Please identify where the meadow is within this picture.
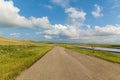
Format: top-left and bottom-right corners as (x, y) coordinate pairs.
(0, 44), (53, 80)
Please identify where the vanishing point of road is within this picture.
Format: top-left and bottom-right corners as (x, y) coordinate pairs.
(16, 46), (120, 80)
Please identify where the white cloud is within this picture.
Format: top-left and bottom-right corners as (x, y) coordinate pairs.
(1, 0), (120, 43)
(86, 24), (91, 28)
(51, 0), (69, 8)
(44, 7), (86, 40)
(10, 33), (21, 38)
(36, 32), (41, 35)
(45, 24), (80, 39)
(78, 24), (120, 43)
(10, 33), (20, 36)
(94, 24), (120, 35)
(65, 7), (86, 27)
(43, 5), (53, 10)
(0, 0), (51, 29)
(45, 24), (120, 43)
(45, 24), (67, 35)
(30, 16), (51, 29)
(0, 0), (31, 27)
(44, 35), (52, 39)
(65, 7), (86, 21)
(92, 4), (103, 18)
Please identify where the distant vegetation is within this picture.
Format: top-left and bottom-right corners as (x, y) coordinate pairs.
(0, 37), (54, 80)
(62, 44), (120, 63)
(73, 43), (120, 49)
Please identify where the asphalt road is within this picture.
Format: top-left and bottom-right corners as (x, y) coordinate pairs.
(16, 46), (120, 80)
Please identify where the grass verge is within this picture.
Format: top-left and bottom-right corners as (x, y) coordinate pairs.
(0, 45), (53, 80)
(62, 44), (120, 63)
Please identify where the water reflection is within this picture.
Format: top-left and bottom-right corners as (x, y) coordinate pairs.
(77, 46), (120, 53)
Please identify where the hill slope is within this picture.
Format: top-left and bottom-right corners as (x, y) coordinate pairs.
(0, 36), (36, 45)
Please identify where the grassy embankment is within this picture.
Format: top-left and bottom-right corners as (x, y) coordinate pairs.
(0, 45), (53, 80)
(62, 44), (120, 63)
(0, 37), (54, 80)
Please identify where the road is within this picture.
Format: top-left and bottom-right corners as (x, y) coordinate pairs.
(16, 46), (120, 80)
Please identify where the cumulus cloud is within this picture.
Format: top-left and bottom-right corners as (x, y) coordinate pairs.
(1, 0), (120, 43)
(0, 0), (51, 29)
(45, 23), (120, 43)
(44, 7), (86, 40)
(92, 4), (103, 18)
(65, 7), (86, 21)
(93, 24), (120, 36)
(30, 17), (51, 29)
(65, 7), (86, 27)
(0, 0), (30, 27)
(79, 24), (120, 43)
(51, 0), (69, 8)
(45, 24), (80, 39)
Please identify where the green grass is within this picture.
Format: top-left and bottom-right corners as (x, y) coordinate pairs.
(62, 44), (120, 63)
(0, 45), (53, 80)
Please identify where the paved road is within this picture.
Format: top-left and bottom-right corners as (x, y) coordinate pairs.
(16, 46), (120, 80)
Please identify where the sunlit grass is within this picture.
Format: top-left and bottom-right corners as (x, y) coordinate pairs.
(0, 45), (53, 80)
(62, 44), (120, 63)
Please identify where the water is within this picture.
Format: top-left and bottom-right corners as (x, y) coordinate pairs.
(77, 46), (120, 53)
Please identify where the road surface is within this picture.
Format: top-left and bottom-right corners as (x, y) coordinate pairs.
(16, 46), (120, 80)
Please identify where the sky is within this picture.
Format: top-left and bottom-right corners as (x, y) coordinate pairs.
(0, 0), (120, 43)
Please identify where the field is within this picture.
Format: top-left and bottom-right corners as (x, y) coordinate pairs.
(0, 37), (54, 80)
(62, 44), (120, 63)
(1, 36), (120, 80)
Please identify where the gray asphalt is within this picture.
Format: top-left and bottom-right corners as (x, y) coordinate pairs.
(16, 46), (120, 80)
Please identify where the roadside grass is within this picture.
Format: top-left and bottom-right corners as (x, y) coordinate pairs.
(62, 44), (120, 63)
(0, 45), (53, 80)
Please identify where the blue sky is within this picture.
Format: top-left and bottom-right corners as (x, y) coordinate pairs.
(0, 0), (120, 43)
